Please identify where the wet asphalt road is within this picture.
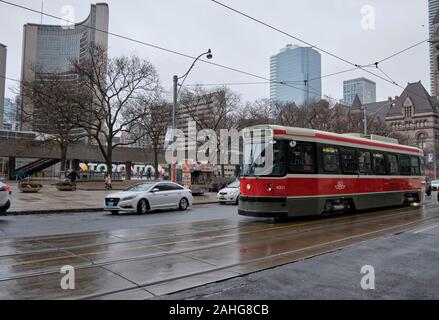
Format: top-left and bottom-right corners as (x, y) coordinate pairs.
(0, 201), (438, 299)
(0, 203), (241, 238)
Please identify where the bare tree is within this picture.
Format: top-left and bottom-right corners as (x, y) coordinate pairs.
(179, 86), (241, 176)
(235, 99), (278, 130)
(21, 71), (85, 171)
(71, 46), (161, 174)
(136, 100), (172, 179)
(180, 86), (240, 131)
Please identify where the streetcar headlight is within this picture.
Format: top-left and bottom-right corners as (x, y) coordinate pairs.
(267, 183), (272, 192)
(246, 183), (251, 191)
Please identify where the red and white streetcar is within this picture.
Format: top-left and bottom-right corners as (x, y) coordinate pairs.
(239, 125), (425, 218)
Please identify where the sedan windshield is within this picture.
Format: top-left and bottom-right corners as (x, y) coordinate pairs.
(124, 183), (154, 192)
(227, 181), (240, 188)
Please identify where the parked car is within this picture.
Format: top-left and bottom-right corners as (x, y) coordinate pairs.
(431, 180), (439, 191)
(425, 177), (432, 196)
(217, 180), (240, 205)
(104, 182), (193, 215)
(0, 181), (12, 215)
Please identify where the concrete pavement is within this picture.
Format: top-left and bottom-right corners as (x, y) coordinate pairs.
(6, 183), (219, 215)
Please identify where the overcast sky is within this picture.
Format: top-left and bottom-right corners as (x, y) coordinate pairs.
(0, 0), (430, 103)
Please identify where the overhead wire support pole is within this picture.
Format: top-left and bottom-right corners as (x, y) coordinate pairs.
(171, 50), (213, 183)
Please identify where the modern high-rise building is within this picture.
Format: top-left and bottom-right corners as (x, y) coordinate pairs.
(270, 44), (321, 105)
(20, 3), (109, 131)
(343, 77), (376, 106)
(0, 43), (6, 130)
(429, 0), (439, 94)
(2, 98), (20, 131)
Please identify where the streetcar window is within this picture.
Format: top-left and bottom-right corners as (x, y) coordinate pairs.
(399, 155), (411, 175)
(387, 154), (399, 175)
(272, 140), (287, 176)
(410, 156), (421, 176)
(288, 143), (315, 173)
(358, 151), (372, 174)
(420, 157), (425, 176)
(372, 153), (386, 175)
(322, 146), (340, 173)
(341, 149), (357, 174)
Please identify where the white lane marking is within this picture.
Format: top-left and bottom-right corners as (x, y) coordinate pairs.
(413, 224), (439, 234)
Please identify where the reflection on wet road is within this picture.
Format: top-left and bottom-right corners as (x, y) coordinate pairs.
(0, 203), (438, 299)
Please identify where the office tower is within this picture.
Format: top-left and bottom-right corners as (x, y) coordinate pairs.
(21, 3), (109, 131)
(0, 43), (6, 129)
(270, 44), (322, 105)
(343, 77), (377, 106)
(429, 0), (439, 94)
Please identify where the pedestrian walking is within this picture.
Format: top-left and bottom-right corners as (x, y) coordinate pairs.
(105, 174), (112, 190)
(66, 170), (80, 183)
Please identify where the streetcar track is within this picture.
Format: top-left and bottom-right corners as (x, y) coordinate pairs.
(80, 215), (438, 300)
(0, 240), (238, 282)
(0, 200), (436, 247)
(0, 206), (430, 269)
(0, 204), (422, 260)
(0, 206), (423, 266)
(0, 223), (258, 258)
(0, 206), (435, 283)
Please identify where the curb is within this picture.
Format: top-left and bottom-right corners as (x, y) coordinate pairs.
(4, 201), (219, 216)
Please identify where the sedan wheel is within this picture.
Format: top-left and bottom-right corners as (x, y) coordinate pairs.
(179, 197), (189, 211)
(137, 199), (149, 214)
(0, 200), (11, 214)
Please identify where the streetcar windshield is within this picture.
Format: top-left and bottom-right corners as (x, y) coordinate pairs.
(242, 139), (287, 177)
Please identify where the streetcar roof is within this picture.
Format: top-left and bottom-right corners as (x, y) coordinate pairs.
(245, 125), (422, 155)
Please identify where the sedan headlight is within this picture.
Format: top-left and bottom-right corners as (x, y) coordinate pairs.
(121, 195), (136, 201)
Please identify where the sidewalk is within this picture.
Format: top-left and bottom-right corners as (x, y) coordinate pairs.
(7, 183), (218, 215)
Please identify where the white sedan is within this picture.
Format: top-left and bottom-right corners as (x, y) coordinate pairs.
(432, 180), (439, 191)
(0, 181), (11, 215)
(217, 180), (240, 204)
(104, 182), (193, 215)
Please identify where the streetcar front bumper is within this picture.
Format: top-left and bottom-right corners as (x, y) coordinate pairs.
(238, 196), (289, 218)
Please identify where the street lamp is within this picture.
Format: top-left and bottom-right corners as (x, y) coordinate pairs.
(171, 49), (213, 182)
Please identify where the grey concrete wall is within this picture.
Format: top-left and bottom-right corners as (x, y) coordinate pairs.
(0, 137), (165, 163)
(20, 25), (38, 131)
(95, 3), (109, 51)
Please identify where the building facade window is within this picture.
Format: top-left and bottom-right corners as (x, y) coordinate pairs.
(404, 106), (413, 118)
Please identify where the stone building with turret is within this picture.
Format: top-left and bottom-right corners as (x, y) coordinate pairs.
(351, 81), (439, 178)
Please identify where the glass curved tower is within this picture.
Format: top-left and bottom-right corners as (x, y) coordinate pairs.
(270, 44), (321, 105)
(21, 3), (109, 131)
